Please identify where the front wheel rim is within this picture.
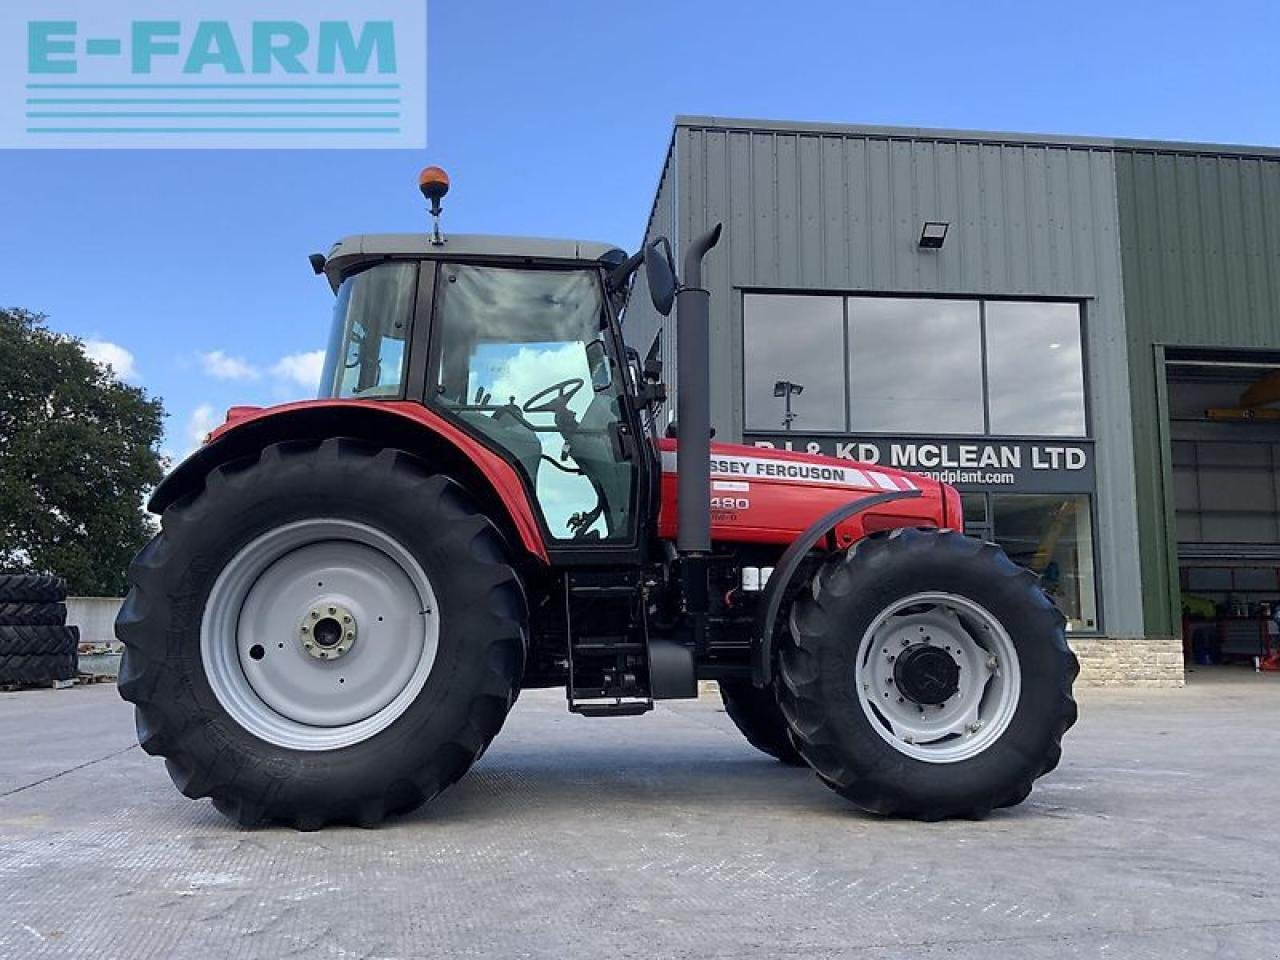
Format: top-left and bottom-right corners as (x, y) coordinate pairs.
(201, 518), (440, 752)
(854, 591), (1020, 764)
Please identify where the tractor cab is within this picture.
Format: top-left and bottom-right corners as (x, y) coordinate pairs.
(316, 231), (661, 550)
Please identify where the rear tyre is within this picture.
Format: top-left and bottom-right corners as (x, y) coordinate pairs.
(116, 439), (528, 830)
(778, 529), (1077, 820)
(0, 575), (66, 604)
(0, 602), (67, 626)
(718, 679), (805, 766)
(0, 624), (79, 656)
(0, 653), (77, 685)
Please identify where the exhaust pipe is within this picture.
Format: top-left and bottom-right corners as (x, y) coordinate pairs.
(675, 223), (722, 556)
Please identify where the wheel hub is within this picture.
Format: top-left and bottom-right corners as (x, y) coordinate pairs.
(201, 518), (440, 751)
(300, 603), (356, 660)
(854, 593), (1020, 764)
(893, 644), (960, 705)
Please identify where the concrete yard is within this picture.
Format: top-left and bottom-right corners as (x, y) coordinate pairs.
(1, 674), (1277, 959)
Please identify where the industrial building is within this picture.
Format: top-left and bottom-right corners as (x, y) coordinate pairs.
(627, 116), (1280, 684)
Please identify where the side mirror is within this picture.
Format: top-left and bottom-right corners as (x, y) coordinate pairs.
(585, 339), (612, 392)
(644, 237), (678, 316)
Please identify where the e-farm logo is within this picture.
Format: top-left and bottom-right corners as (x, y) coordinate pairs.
(0, 1), (426, 149)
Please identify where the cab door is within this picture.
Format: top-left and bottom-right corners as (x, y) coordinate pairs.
(426, 261), (644, 557)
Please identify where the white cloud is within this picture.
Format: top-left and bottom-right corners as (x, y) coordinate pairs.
(84, 340), (138, 381)
(200, 350), (260, 381)
(183, 403), (222, 458)
(271, 350), (326, 393)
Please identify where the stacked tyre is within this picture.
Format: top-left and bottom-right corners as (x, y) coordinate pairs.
(0, 575), (78, 685)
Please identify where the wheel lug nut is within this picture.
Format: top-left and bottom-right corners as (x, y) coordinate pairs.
(343, 616), (351, 623)
(987, 656), (998, 669)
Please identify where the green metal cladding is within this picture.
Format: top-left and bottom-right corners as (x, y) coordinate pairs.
(1116, 147), (1280, 637)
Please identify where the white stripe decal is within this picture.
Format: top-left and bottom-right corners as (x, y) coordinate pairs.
(868, 471), (900, 491)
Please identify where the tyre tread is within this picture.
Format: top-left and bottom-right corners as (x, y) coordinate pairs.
(0, 602), (67, 626)
(719, 679), (806, 766)
(0, 574), (67, 604)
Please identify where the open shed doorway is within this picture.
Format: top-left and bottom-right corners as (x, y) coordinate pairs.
(1167, 351), (1280, 679)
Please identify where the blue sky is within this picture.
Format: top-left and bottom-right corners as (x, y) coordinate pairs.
(2, 0), (1278, 459)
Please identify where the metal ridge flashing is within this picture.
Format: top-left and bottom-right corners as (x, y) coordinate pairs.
(672, 114), (1280, 160)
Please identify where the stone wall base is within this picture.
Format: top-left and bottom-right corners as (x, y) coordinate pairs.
(1069, 635), (1185, 687)
(698, 637), (1187, 695)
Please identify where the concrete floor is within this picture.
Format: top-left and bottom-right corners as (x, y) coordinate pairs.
(1, 678), (1278, 960)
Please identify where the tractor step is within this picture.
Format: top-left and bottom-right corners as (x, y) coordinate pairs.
(565, 571), (653, 716)
(570, 700), (652, 718)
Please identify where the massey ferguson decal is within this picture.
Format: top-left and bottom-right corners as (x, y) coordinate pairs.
(660, 451), (915, 492)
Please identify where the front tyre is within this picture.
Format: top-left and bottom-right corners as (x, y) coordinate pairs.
(778, 529), (1077, 820)
(116, 439), (527, 830)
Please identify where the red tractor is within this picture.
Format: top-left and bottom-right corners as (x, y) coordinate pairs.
(116, 167), (1077, 830)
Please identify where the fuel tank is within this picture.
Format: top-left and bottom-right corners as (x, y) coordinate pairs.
(656, 438), (958, 549)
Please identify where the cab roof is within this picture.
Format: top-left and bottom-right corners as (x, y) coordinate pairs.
(322, 233), (624, 291)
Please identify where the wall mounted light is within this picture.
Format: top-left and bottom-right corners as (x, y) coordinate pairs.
(919, 221), (949, 249)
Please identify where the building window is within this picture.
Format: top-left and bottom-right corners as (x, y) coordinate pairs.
(742, 293), (1087, 438)
(847, 298), (984, 434)
(985, 301), (1087, 436)
(989, 494), (1097, 631)
(743, 294), (845, 432)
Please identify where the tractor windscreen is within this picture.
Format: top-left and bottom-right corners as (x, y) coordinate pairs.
(319, 262), (417, 399)
(431, 264), (636, 543)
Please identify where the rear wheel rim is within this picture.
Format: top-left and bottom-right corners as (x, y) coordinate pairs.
(854, 591), (1020, 764)
(201, 518), (440, 751)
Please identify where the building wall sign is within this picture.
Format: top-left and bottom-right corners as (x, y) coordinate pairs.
(746, 434), (1095, 494)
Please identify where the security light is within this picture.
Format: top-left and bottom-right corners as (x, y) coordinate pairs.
(773, 380), (805, 430)
(919, 221), (949, 249)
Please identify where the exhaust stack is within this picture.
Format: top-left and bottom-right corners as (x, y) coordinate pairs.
(675, 223), (723, 556)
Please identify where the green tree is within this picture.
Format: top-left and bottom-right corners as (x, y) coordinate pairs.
(0, 309), (165, 596)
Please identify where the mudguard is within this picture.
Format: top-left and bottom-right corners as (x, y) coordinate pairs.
(149, 399), (550, 563)
(751, 488), (922, 686)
